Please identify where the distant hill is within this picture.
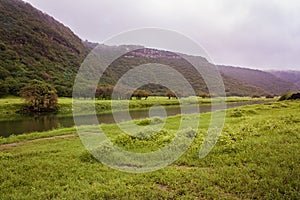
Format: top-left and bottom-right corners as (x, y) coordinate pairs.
(0, 0), (290, 98)
(269, 70), (300, 90)
(218, 65), (299, 95)
(0, 0), (90, 96)
(83, 40), (98, 49)
(95, 47), (269, 97)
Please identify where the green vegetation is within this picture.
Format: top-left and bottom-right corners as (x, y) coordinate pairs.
(279, 92), (300, 101)
(0, 0), (90, 97)
(20, 80), (58, 113)
(0, 0), (285, 98)
(96, 48), (271, 97)
(0, 97), (28, 121)
(0, 101), (299, 199)
(0, 1), (297, 198)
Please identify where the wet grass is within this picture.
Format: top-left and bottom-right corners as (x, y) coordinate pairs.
(0, 100), (299, 199)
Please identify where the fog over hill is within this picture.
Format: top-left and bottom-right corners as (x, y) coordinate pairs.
(269, 70), (300, 90)
(218, 65), (299, 95)
(0, 0), (298, 98)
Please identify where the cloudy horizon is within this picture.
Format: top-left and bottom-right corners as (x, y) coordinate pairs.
(23, 0), (300, 71)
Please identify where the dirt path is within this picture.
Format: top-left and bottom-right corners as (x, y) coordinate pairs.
(0, 134), (77, 149)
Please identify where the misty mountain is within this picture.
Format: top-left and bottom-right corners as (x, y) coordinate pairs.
(269, 70), (300, 90)
(84, 45), (269, 97)
(0, 0), (294, 98)
(218, 65), (299, 95)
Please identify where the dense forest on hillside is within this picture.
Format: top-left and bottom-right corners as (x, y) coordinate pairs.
(97, 48), (269, 97)
(0, 0), (90, 97)
(0, 0), (298, 98)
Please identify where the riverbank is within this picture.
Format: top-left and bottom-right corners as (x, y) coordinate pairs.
(0, 100), (299, 199)
(1, 98), (272, 137)
(0, 96), (272, 122)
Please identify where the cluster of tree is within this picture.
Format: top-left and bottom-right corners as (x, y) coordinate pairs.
(131, 90), (152, 100)
(20, 80), (58, 113)
(74, 85), (152, 100)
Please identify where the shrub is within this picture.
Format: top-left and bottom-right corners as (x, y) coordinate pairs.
(290, 93), (300, 100)
(151, 117), (164, 125)
(279, 92), (300, 101)
(132, 90), (152, 100)
(20, 79), (58, 113)
(136, 119), (151, 126)
(266, 94), (275, 99)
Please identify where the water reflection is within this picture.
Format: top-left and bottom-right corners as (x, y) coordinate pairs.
(0, 101), (264, 137)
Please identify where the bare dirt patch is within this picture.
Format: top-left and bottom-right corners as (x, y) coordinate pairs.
(0, 134), (76, 149)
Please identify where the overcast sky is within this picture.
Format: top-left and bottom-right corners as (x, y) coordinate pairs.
(23, 0), (300, 70)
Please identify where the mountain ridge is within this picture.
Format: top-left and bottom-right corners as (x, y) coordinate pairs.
(218, 65), (299, 95)
(269, 70), (300, 89)
(0, 0), (298, 98)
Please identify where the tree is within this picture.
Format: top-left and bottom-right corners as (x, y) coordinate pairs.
(0, 66), (10, 80)
(166, 90), (177, 99)
(95, 86), (114, 100)
(20, 80), (58, 112)
(0, 80), (8, 97)
(290, 93), (300, 100)
(132, 90), (152, 100)
(198, 92), (210, 99)
(266, 94), (274, 99)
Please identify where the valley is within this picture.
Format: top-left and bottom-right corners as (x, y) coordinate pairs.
(0, 0), (299, 199)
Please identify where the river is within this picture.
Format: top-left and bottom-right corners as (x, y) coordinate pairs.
(0, 101), (266, 137)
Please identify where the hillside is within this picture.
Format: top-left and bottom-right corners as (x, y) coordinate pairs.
(269, 70), (300, 90)
(218, 65), (299, 95)
(0, 0), (90, 97)
(95, 47), (268, 97)
(0, 0), (282, 98)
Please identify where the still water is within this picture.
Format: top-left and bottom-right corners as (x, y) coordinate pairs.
(0, 101), (265, 137)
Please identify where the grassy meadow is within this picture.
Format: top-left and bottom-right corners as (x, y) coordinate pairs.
(0, 100), (299, 199)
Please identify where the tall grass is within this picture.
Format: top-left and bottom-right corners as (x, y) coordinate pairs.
(0, 100), (299, 199)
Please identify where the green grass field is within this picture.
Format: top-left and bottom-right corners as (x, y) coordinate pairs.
(0, 100), (299, 199)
